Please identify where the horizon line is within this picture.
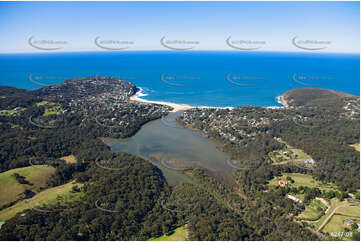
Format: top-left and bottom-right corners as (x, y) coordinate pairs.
(0, 49), (360, 55)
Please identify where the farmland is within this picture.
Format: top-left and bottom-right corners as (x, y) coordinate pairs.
(0, 166), (55, 208)
(149, 225), (187, 241)
(268, 173), (338, 192)
(0, 180), (83, 221)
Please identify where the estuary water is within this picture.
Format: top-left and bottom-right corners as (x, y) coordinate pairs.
(104, 111), (235, 186)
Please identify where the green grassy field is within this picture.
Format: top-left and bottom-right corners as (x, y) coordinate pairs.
(36, 101), (49, 106)
(43, 105), (63, 116)
(268, 173), (338, 192)
(319, 202), (360, 241)
(322, 214), (358, 235)
(311, 198), (352, 228)
(298, 198), (327, 220)
(269, 139), (313, 165)
(0, 109), (20, 117)
(268, 172), (360, 239)
(0, 166), (56, 208)
(290, 147), (312, 160)
(35, 101), (63, 117)
(149, 225), (187, 241)
(35, 101), (57, 107)
(0, 181), (83, 221)
(336, 205), (360, 216)
(268, 150), (290, 163)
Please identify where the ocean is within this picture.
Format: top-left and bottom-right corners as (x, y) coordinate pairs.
(0, 51), (359, 107)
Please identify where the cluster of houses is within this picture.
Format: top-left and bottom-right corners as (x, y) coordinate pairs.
(180, 107), (288, 145)
(43, 77), (171, 127)
(343, 98), (360, 120)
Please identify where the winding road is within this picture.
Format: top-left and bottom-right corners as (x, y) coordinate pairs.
(317, 202), (360, 232)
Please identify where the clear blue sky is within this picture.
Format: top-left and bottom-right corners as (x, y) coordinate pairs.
(0, 1), (359, 53)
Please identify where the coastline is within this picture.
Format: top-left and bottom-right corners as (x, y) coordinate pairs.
(129, 88), (193, 112)
(130, 87), (287, 111)
(276, 94), (289, 108)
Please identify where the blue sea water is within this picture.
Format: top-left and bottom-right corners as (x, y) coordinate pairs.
(0, 51), (359, 107)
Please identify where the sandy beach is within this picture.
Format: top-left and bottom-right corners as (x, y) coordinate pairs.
(276, 95), (289, 108)
(129, 88), (193, 112)
(130, 87), (285, 111)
